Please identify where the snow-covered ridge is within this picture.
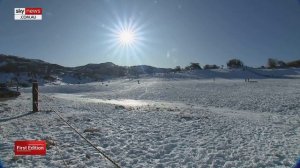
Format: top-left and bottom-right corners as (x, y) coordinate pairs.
(1, 54), (299, 86)
(0, 54), (172, 85)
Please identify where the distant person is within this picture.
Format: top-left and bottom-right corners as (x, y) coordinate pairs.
(137, 80), (140, 84)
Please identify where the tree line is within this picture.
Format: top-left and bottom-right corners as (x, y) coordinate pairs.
(173, 58), (300, 72)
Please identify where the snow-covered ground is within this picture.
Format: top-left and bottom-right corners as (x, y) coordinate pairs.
(0, 77), (299, 167)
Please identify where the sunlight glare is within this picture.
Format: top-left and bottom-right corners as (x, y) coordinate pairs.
(119, 30), (135, 45)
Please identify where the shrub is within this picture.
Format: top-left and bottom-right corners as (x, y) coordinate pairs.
(204, 64), (219, 69)
(287, 60), (300, 68)
(227, 59), (243, 69)
(268, 58), (277, 68)
(267, 58), (289, 68)
(43, 75), (56, 81)
(19, 82), (31, 87)
(190, 63), (202, 70)
(173, 66), (181, 72)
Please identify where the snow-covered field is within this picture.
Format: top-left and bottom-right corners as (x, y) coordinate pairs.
(0, 77), (299, 167)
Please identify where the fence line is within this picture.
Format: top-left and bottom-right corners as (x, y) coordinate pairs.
(32, 86), (121, 167)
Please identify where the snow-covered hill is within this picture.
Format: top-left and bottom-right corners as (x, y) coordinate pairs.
(1, 54), (299, 87)
(0, 54), (172, 85)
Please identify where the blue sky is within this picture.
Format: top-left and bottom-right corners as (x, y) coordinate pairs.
(0, 0), (299, 68)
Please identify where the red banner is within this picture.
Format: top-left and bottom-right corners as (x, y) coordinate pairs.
(14, 140), (46, 155)
(25, 8), (42, 15)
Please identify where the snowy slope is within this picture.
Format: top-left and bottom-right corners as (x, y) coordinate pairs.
(0, 77), (299, 167)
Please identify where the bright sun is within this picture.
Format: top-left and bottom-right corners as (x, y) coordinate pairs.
(118, 30), (135, 45)
(107, 18), (146, 51)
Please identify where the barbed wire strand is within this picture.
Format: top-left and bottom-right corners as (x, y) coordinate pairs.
(38, 99), (69, 168)
(32, 86), (120, 167)
(50, 109), (121, 168)
(44, 97), (87, 168)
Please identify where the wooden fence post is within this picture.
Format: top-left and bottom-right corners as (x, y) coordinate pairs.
(32, 82), (38, 112)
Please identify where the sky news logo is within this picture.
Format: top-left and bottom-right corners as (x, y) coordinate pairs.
(14, 140), (46, 155)
(14, 8), (42, 20)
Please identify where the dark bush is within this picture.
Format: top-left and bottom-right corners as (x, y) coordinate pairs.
(204, 64), (219, 69)
(43, 75), (56, 81)
(173, 66), (181, 72)
(287, 60), (300, 68)
(267, 58), (277, 68)
(185, 63), (202, 70)
(227, 59), (243, 69)
(19, 82), (31, 87)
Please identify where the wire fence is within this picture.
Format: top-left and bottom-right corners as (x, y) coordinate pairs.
(40, 92), (121, 167)
(49, 108), (121, 168)
(33, 88), (121, 168)
(2, 88), (121, 167)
